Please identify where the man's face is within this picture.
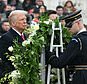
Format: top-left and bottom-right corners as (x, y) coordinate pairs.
(33, 13), (40, 18)
(56, 8), (63, 16)
(2, 22), (10, 31)
(40, 6), (46, 13)
(36, 0), (43, 6)
(14, 13), (27, 33)
(68, 21), (79, 34)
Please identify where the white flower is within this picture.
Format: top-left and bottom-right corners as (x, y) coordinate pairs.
(8, 70), (20, 83)
(8, 46), (13, 52)
(31, 51), (34, 54)
(48, 19), (53, 22)
(22, 39), (30, 46)
(9, 56), (15, 61)
(9, 70), (20, 78)
(39, 36), (44, 42)
(44, 21), (50, 24)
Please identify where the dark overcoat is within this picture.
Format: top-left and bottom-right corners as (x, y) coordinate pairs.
(0, 28), (26, 78)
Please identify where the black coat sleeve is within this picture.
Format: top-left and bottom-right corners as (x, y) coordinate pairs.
(48, 38), (81, 68)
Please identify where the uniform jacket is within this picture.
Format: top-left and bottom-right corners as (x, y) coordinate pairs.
(49, 30), (87, 84)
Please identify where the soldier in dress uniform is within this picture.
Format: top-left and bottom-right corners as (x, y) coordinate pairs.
(48, 10), (87, 84)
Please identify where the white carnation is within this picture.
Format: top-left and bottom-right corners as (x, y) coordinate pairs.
(9, 70), (20, 78)
(8, 46), (13, 52)
(22, 40), (30, 46)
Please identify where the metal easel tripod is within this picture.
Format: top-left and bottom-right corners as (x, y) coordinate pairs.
(47, 22), (66, 84)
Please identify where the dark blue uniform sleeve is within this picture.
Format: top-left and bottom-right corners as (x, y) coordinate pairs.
(49, 38), (81, 68)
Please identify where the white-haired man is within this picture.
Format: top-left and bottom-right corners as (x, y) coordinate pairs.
(0, 10), (28, 80)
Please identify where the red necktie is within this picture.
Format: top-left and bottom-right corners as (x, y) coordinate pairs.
(21, 34), (25, 41)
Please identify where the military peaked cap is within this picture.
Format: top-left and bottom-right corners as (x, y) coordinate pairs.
(61, 10), (82, 28)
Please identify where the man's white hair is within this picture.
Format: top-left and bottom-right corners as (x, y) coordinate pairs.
(9, 10), (28, 17)
(8, 10), (28, 25)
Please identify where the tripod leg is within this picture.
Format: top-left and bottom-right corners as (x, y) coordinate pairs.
(62, 68), (66, 84)
(55, 48), (61, 84)
(57, 69), (61, 84)
(47, 64), (51, 84)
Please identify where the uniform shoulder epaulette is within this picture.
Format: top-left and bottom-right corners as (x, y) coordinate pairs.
(72, 37), (82, 50)
(72, 38), (78, 42)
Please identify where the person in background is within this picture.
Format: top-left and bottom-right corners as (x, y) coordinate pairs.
(39, 5), (47, 15)
(35, 0), (44, 9)
(7, 0), (23, 10)
(25, 6), (35, 24)
(22, 0), (34, 11)
(48, 10), (87, 84)
(0, 0), (7, 20)
(56, 5), (66, 27)
(48, 10), (58, 21)
(0, 0), (6, 13)
(31, 8), (40, 23)
(0, 19), (10, 36)
(3, 0), (8, 5)
(0, 10), (28, 83)
(56, 5), (64, 16)
(56, 5), (66, 20)
(4, 0), (23, 20)
(64, 0), (76, 15)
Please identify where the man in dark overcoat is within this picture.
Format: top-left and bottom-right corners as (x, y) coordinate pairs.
(48, 10), (87, 84)
(0, 10), (28, 79)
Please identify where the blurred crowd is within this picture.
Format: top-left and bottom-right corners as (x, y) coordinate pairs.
(0, 0), (78, 36)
